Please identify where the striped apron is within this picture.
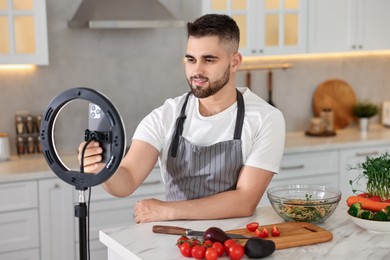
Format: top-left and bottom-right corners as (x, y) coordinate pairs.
(165, 90), (245, 201)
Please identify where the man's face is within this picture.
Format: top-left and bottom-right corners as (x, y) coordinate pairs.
(185, 36), (234, 98)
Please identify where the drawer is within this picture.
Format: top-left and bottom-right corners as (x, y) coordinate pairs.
(0, 181), (38, 212)
(0, 209), (39, 253)
(0, 248), (40, 260)
(277, 151), (339, 179)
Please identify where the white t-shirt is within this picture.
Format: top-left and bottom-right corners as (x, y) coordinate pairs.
(133, 87), (286, 181)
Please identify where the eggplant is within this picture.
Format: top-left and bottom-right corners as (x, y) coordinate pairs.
(244, 237), (276, 258)
(203, 227), (231, 243)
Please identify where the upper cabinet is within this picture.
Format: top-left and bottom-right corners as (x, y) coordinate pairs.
(203, 0), (390, 56)
(308, 0), (390, 53)
(0, 0), (48, 65)
(202, 0), (307, 56)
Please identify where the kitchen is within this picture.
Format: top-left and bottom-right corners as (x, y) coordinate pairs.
(1, 0), (390, 259)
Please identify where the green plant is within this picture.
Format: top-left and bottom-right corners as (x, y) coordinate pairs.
(349, 153), (390, 200)
(352, 102), (379, 118)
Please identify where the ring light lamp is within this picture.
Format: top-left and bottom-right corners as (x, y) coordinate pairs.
(40, 87), (126, 190)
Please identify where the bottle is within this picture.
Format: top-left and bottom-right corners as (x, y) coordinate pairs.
(0, 133), (10, 161)
(320, 108), (334, 132)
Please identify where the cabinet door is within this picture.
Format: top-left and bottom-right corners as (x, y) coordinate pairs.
(256, 0), (307, 55)
(39, 179), (75, 260)
(0, 0), (48, 65)
(358, 0), (390, 51)
(308, 0), (355, 53)
(0, 248), (40, 260)
(202, 0), (307, 56)
(339, 145), (389, 200)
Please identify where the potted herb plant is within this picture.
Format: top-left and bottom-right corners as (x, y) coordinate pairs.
(352, 101), (379, 132)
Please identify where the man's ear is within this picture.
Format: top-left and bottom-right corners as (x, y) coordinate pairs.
(231, 52), (242, 71)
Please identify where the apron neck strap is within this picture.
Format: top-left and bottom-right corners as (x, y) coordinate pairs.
(233, 89), (245, 140)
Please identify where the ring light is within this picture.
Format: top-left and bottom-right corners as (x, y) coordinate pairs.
(40, 87), (126, 190)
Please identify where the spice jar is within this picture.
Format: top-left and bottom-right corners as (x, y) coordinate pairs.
(16, 136), (26, 154)
(309, 117), (325, 134)
(320, 108), (334, 132)
(15, 115), (26, 135)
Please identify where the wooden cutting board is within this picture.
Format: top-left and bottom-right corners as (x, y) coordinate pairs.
(313, 79), (357, 129)
(228, 222), (332, 249)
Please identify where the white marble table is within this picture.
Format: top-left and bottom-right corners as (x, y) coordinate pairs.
(99, 204), (390, 260)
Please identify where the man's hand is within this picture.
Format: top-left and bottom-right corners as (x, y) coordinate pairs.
(134, 199), (170, 223)
(77, 141), (105, 173)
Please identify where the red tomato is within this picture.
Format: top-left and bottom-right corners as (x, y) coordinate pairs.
(358, 193), (369, 198)
(224, 239), (237, 253)
(368, 196), (382, 202)
(246, 222), (259, 232)
(271, 225), (281, 237)
(212, 242), (224, 257)
(179, 242), (192, 257)
(385, 199), (390, 203)
(256, 227), (269, 238)
(228, 243), (244, 260)
(203, 240), (213, 247)
(177, 236), (190, 247)
(205, 247), (219, 260)
(191, 245), (206, 259)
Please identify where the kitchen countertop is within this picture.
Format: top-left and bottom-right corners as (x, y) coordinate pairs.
(1, 125), (390, 183)
(99, 203), (390, 260)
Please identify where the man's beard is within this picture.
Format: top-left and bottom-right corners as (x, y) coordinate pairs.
(187, 65), (230, 98)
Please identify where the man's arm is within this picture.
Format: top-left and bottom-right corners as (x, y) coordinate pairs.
(79, 140), (159, 197)
(134, 165), (274, 223)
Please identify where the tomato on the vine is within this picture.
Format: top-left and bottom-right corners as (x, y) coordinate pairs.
(177, 236), (190, 247)
(205, 247), (219, 260)
(212, 242), (224, 257)
(179, 241), (192, 257)
(246, 222), (259, 232)
(228, 243), (245, 260)
(203, 239), (213, 247)
(191, 244), (206, 259)
(224, 239), (237, 252)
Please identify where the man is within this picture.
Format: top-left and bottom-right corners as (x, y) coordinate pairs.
(79, 14), (285, 223)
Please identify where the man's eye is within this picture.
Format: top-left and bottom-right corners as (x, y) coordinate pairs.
(205, 59), (216, 63)
(185, 58), (195, 63)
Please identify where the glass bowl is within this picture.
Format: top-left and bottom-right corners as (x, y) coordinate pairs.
(267, 184), (342, 223)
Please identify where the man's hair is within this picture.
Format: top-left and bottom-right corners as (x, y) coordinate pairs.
(187, 14), (240, 49)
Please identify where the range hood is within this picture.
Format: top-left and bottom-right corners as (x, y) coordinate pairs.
(68, 0), (185, 29)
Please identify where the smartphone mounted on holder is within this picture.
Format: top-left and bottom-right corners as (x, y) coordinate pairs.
(86, 103), (111, 163)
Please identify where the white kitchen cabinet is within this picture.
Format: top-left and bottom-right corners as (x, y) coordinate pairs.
(260, 150), (339, 206)
(38, 178), (75, 260)
(74, 167), (165, 260)
(202, 0), (307, 56)
(339, 145), (390, 200)
(308, 0), (390, 53)
(0, 0), (48, 65)
(0, 248), (40, 260)
(0, 181), (40, 257)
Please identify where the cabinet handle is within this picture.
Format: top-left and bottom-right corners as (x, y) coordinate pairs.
(54, 183), (60, 188)
(355, 151), (379, 157)
(358, 45), (363, 49)
(280, 165), (304, 170)
(352, 45), (356, 49)
(252, 49), (256, 54)
(142, 180), (161, 186)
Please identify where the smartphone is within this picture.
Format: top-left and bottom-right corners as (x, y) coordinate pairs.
(88, 103), (111, 163)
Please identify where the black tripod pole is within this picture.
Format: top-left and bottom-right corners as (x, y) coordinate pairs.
(75, 189), (88, 260)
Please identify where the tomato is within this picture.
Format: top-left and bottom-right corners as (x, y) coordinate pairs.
(191, 238), (201, 246)
(358, 193), (369, 198)
(256, 227), (269, 238)
(212, 242), (225, 257)
(271, 225), (281, 237)
(228, 243), (244, 260)
(191, 245), (206, 259)
(368, 196), (382, 202)
(246, 222), (259, 232)
(203, 239), (213, 247)
(224, 239), (237, 253)
(385, 199), (390, 203)
(177, 236), (190, 247)
(179, 241), (192, 257)
(205, 247), (219, 260)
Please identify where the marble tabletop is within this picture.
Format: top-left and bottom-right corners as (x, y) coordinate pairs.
(99, 204), (390, 260)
